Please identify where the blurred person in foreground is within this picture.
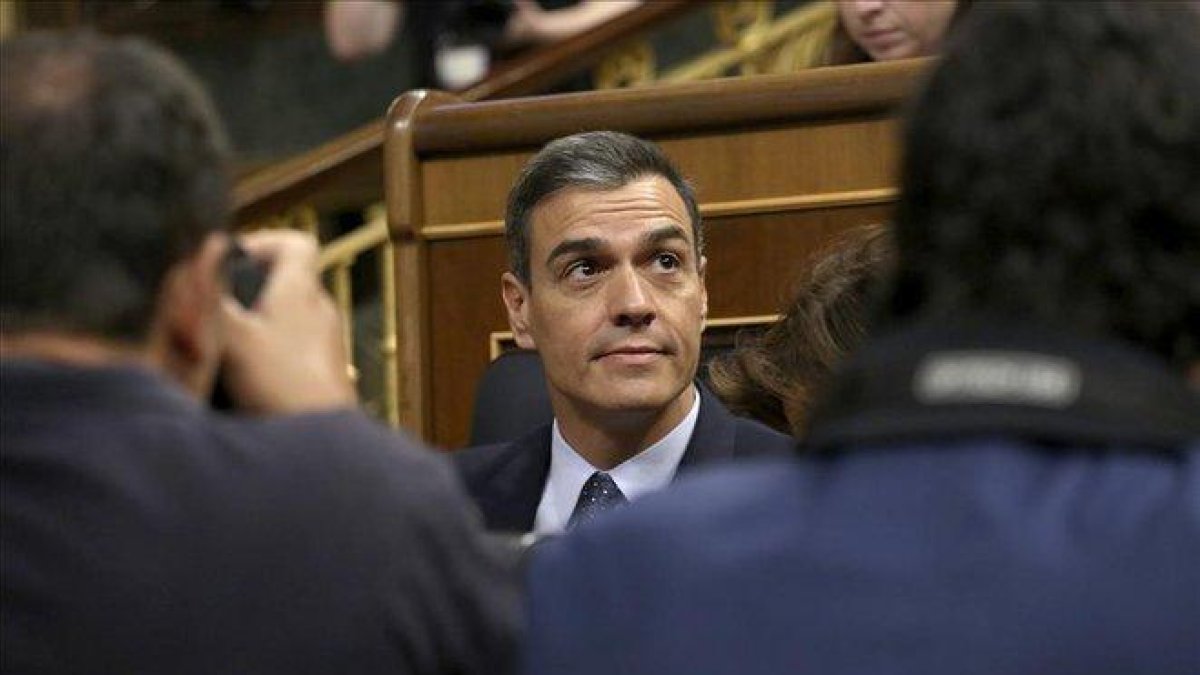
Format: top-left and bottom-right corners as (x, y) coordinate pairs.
(708, 224), (893, 438)
(525, 2), (1200, 674)
(0, 32), (517, 675)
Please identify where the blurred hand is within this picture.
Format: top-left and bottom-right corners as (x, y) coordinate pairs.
(220, 231), (357, 414)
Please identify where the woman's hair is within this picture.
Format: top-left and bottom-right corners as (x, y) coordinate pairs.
(708, 224), (894, 438)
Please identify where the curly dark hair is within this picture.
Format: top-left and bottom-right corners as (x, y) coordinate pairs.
(884, 0), (1200, 370)
(1, 32), (231, 343)
(708, 224), (894, 437)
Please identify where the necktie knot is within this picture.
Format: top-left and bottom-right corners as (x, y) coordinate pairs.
(568, 471), (627, 529)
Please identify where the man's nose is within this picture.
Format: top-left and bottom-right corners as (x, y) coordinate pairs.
(609, 266), (655, 328)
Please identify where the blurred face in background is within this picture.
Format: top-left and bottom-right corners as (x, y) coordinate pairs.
(838, 0), (957, 61)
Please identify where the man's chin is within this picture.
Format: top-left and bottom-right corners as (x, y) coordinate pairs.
(586, 379), (692, 413)
(595, 397), (671, 413)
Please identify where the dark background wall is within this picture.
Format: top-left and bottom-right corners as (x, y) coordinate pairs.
(17, 0), (807, 167)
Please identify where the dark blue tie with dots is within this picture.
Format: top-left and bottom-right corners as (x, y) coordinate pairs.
(568, 471), (628, 529)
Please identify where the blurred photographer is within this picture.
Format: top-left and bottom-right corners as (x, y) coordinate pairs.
(1, 32), (517, 675)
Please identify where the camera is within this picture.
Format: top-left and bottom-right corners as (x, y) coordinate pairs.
(210, 242), (268, 410)
(224, 242), (268, 310)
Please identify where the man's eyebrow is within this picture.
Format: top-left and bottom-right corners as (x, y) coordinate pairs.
(643, 224), (691, 248)
(544, 225), (691, 267)
(546, 237), (604, 267)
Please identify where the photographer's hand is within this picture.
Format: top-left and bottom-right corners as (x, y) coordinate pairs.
(220, 231), (357, 414)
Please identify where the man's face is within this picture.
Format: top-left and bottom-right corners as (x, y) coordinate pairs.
(838, 0), (957, 62)
(502, 175), (707, 422)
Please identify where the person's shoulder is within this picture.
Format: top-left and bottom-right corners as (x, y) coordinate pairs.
(221, 408), (427, 460)
(731, 414), (796, 456)
(454, 440), (518, 472)
(453, 425), (550, 479)
(213, 409), (461, 512)
(645, 455), (805, 522)
(528, 457), (807, 615)
(696, 381), (795, 457)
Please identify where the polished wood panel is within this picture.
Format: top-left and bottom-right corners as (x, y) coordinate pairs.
(419, 112), (901, 227)
(418, 188), (899, 241)
(385, 91), (463, 434)
(413, 59), (924, 154)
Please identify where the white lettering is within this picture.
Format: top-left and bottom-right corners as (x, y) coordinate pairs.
(914, 351), (1081, 408)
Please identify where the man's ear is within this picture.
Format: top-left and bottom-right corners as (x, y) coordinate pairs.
(501, 271), (536, 350)
(698, 254), (709, 326)
(158, 233), (229, 395)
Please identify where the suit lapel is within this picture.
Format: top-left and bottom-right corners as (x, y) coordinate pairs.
(677, 382), (739, 472)
(476, 385), (749, 525)
(478, 426), (552, 533)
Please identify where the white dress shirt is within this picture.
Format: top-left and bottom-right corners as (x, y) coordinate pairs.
(533, 388), (701, 535)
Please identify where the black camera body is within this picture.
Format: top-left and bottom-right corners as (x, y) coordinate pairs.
(210, 243), (268, 410)
(224, 243), (268, 310)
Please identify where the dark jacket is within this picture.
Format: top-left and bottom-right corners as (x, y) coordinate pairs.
(1, 359), (519, 675)
(454, 382), (794, 532)
(524, 320), (1200, 675)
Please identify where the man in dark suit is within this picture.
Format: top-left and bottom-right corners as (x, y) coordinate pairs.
(455, 131), (791, 533)
(524, 3), (1200, 674)
(1, 33), (516, 674)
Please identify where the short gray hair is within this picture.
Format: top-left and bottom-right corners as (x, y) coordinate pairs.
(504, 131), (702, 284)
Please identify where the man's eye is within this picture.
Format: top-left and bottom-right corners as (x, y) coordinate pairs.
(654, 253), (682, 271)
(565, 260), (598, 280)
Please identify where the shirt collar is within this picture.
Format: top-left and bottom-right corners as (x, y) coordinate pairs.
(534, 387), (701, 535)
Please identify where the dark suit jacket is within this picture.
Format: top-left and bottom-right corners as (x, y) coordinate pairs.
(1, 359), (518, 675)
(523, 320), (1200, 675)
(453, 383), (793, 532)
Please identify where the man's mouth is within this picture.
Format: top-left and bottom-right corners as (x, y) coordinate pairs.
(593, 344), (670, 364)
